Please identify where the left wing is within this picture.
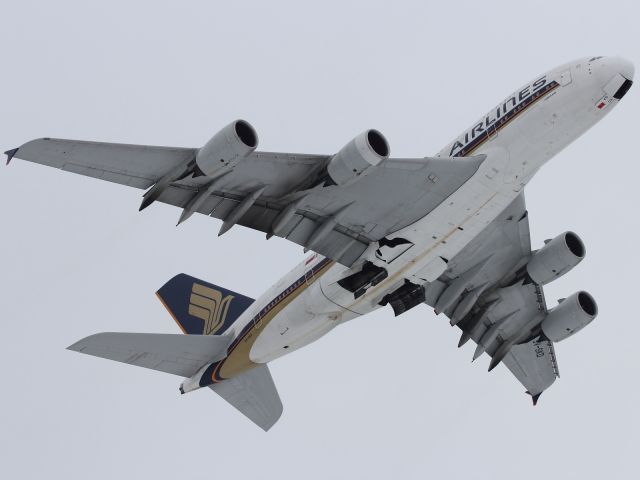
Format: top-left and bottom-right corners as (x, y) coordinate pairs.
(423, 193), (559, 401)
(7, 136), (484, 266)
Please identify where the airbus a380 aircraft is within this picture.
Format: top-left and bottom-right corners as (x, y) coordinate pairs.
(6, 56), (633, 430)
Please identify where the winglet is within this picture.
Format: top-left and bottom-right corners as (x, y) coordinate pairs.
(5, 148), (18, 165)
(526, 391), (542, 406)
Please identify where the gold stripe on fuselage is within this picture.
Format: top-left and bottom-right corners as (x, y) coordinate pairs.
(215, 259), (335, 381)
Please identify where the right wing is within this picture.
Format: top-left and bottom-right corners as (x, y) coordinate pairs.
(6, 139), (196, 189)
(8, 137), (484, 266)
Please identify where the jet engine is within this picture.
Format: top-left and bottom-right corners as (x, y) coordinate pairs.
(527, 231), (585, 285)
(195, 120), (258, 177)
(327, 130), (389, 186)
(541, 291), (598, 342)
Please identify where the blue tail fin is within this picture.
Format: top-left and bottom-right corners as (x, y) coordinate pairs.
(156, 274), (254, 335)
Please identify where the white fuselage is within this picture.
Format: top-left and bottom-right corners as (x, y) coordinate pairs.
(214, 57), (633, 378)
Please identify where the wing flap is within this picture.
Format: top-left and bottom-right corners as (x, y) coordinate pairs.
(155, 186), (370, 265)
(151, 155), (483, 265)
(67, 332), (231, 377)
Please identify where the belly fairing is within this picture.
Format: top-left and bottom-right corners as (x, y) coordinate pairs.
(249, 263), (349, 364)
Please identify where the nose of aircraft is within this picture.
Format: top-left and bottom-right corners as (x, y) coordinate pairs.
(605, 56), (635, 80)
(588, 56), (634, 101)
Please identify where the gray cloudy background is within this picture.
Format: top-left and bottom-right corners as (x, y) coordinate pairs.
(1, 0), (638, 478)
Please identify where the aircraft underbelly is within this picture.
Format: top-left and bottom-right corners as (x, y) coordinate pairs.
(249, 278), (354, 363)
(318, 80), (596, 316)
(247, 64), (613, 367)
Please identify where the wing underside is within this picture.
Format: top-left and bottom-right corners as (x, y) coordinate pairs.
(424, 193), (559, 399)
(10, 137), (484, 266)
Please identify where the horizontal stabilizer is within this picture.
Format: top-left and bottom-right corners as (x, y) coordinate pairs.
(210, 364), (283, 431)
(68, 332), (231, 377)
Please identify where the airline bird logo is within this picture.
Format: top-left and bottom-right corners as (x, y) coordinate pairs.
(188, 283), (234, 335)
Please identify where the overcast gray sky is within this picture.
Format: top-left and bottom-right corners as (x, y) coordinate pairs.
(1, 1), (638, 478)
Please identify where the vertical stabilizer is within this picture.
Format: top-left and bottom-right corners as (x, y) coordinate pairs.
(157, 273), (254, 335)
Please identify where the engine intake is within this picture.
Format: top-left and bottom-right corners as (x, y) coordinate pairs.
(541, 291), (598, 342)
(327, 130), (389, 186)
(527, 231), (585, 285)
(195, 120), (258, 177)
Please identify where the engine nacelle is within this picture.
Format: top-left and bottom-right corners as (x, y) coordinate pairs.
(195, 120), (258, 177)
(541, 291), (598, 342)
(526, 231), (585, 285)
(327, 130), (389, 186)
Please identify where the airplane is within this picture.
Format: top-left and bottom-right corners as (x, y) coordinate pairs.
(5, 56), (634, 431)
